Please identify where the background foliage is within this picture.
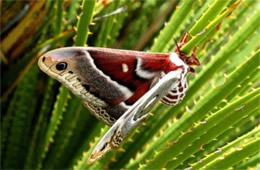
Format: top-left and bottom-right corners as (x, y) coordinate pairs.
(1, 0), (259, 169)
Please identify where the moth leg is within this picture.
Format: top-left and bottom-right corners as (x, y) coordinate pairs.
(88, 70), (182, 164)
(180, 32), (189, 44)
(174, 32), (189, 53)
(192, 46), (197, 58)
(177, 32), (189, 49)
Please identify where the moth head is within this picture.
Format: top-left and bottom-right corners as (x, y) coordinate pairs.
(173, 38), (200, 73)
(179, 52), (200, 72)
(38, 48), (86, 77)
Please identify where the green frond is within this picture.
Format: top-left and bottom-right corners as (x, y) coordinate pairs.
(2, 66), (41, 169)
(1, 1), (259, 169)
(150, 0), (194, 52)
(75, 0), (96, 46)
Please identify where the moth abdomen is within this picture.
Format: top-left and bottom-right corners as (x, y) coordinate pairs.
(161, 78), (188, 106)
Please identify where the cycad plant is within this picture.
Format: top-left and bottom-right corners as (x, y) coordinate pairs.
(1, 0), (259, 169)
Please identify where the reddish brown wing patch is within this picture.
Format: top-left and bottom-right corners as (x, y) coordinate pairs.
(87, 48), (170, 105)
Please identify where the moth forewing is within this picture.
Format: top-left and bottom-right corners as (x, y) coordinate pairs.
(88, 70), (183, 163)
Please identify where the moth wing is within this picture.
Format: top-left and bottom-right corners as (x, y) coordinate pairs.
(88, 70), (182, 163)
(87, 48), (168, 105)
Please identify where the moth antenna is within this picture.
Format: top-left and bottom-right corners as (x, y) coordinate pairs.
(173, 38), (180, 52)
(93, 6), (127, 21)
(180, 32), (189, 44)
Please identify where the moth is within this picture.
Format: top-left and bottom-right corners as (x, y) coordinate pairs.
(38, 34), (199, 163)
